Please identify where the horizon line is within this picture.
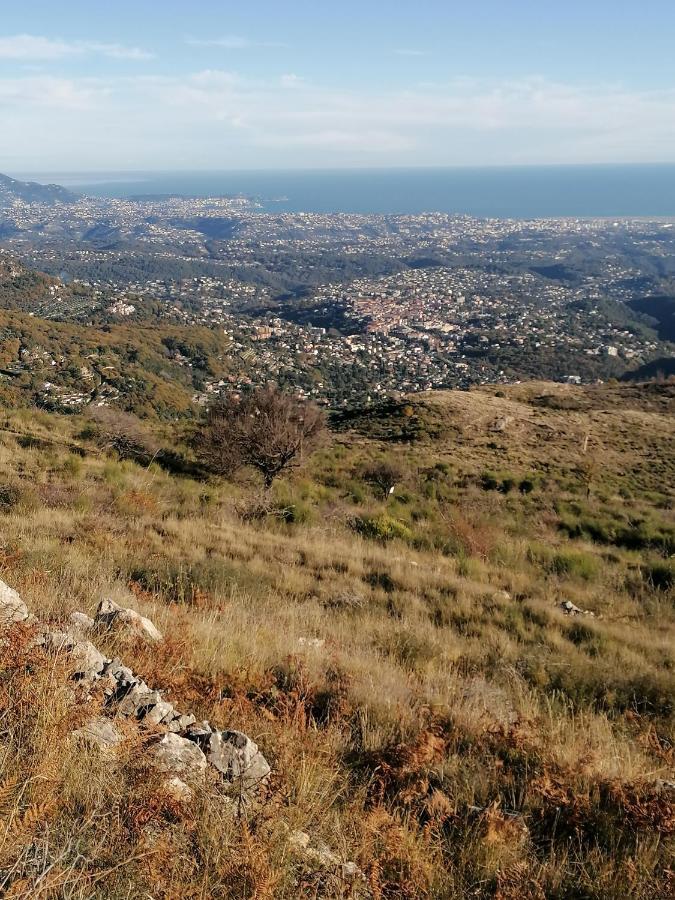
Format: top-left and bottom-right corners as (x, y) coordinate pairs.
(6, 161), (675, 178)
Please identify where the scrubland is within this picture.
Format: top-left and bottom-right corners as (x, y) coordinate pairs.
(0, 381), (673, 898)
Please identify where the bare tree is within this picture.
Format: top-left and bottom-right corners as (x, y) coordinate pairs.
(195, 386), (325, 488)
(362, 460), (403, 498)
(87, 407), (159, 465)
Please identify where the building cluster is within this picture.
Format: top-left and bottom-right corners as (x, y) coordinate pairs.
(0, 196), (672, 408)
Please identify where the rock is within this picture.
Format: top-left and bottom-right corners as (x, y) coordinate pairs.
(560, 600), (582, 615)
(39, 630), (107, 683)
(166, 712), (197, 733)
(0, 579), (29, 626)
(288, 829), (311, 851)
(341, 861), (364, 880)
(69, 640), (108, 681)
(102, 658), (136, 685)
(68, 611), (95, 638)
(162, 776), (193, 802)
(188, 728), (270, 790)
(288, 831), (338, 867)
(288, 830), (365, 880)
(40, 629), (78, 652)
(116, 680), (154, 717)
(135, 691), (176, 726)
(71, 716), (123, 750)
(559, 600), (595, 617)
(95, 598), (163, 643)
(152, 733), (208, 780)
(185, 721), (213, 741)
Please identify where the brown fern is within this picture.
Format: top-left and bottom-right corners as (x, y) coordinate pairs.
(0, 774), (20, 815)
(10, 798), (57, 835)
(368, 857), (383, 900)
(4, 877), (33, 899)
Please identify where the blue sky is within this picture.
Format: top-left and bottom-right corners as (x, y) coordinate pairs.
(1, 0), (674, 171)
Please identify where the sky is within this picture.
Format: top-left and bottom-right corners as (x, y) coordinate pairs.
(1, 0), (675, 172)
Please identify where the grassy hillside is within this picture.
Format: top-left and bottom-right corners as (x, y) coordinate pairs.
(0, 381), (673, 898)
(0, 306), (238, 417)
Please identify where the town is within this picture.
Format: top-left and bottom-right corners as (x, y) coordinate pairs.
(0, 188), (673, 409)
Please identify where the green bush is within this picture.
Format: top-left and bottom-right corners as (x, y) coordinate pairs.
(277, 500), (314, 525)
(480, 470), (517, 493)
(644, 560), (674, 591)
(528, 544), (599, 581)
(559, 506), (675, 555)
(351, 513), (414, 543)
(551, 550), (600, 581)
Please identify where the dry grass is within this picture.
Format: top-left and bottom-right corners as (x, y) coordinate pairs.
(0, 382), (673, 897)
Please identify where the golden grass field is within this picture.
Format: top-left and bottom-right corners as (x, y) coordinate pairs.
(0, 380), (673, 898)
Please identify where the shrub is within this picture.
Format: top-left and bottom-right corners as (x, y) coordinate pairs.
(566, 621), (607, 657)
(17, 434), (51, 450)
(361, 460), (404, 498)
(351, 514), (414, 543)
(88, 407), (160, 465)
(644, 560), (674, 591)
(376, 628), (436, 669)
(194, 385), (325, 488)
(480, 470), (517, 493)
(551, 550), (600, 581)
(276, 500), (313, 525)
(0, 483), (21, 511)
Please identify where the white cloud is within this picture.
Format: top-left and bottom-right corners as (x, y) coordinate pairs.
(1, 70), (675, 169)
(280, 73), (304, 88)
(0, 75), (103, 109)
(186, 36), (286, 50)
(0, 34), (153, 61)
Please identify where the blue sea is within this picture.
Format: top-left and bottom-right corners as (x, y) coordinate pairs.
(13, 165), (675, 218)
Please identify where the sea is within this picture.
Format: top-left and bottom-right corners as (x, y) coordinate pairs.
(12, 164), (675, 219)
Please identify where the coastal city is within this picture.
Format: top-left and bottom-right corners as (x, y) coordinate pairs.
(0, 185), (673, 408)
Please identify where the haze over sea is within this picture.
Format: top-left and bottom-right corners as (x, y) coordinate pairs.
(13, 165), (675, 219)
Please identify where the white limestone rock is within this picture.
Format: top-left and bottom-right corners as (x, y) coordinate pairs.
(68, 611), (95, 638)
(204, 729), (271, 790)
(95, 598), (163, 643)
(162, 776), (193, 802)
(71, 717), (123, 750)
(152, 733), (208, 781)
(0, 579), (29, 626)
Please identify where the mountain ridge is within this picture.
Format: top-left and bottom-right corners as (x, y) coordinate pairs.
(0, 171), (80, 207)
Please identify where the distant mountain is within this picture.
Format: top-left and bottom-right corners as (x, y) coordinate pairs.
(0, 172), (80, 207)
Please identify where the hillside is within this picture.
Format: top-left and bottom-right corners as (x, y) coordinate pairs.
(0, 172), (79, 208)
(0, 381), (673, 898)
(0, 255), (241, 416)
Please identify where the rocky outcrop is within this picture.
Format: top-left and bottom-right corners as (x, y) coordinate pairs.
(68, 611), (95, 638)
(152, 733), (208, 780)
(186, 725), (271, 791)
(1, 580), (270, 802)
(287, 828), (366, 886)
(0, 579), (29, 625)
(71, 716), (124, 750)
(95, 597), (163, 642)
(558, 599), (595, 617)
